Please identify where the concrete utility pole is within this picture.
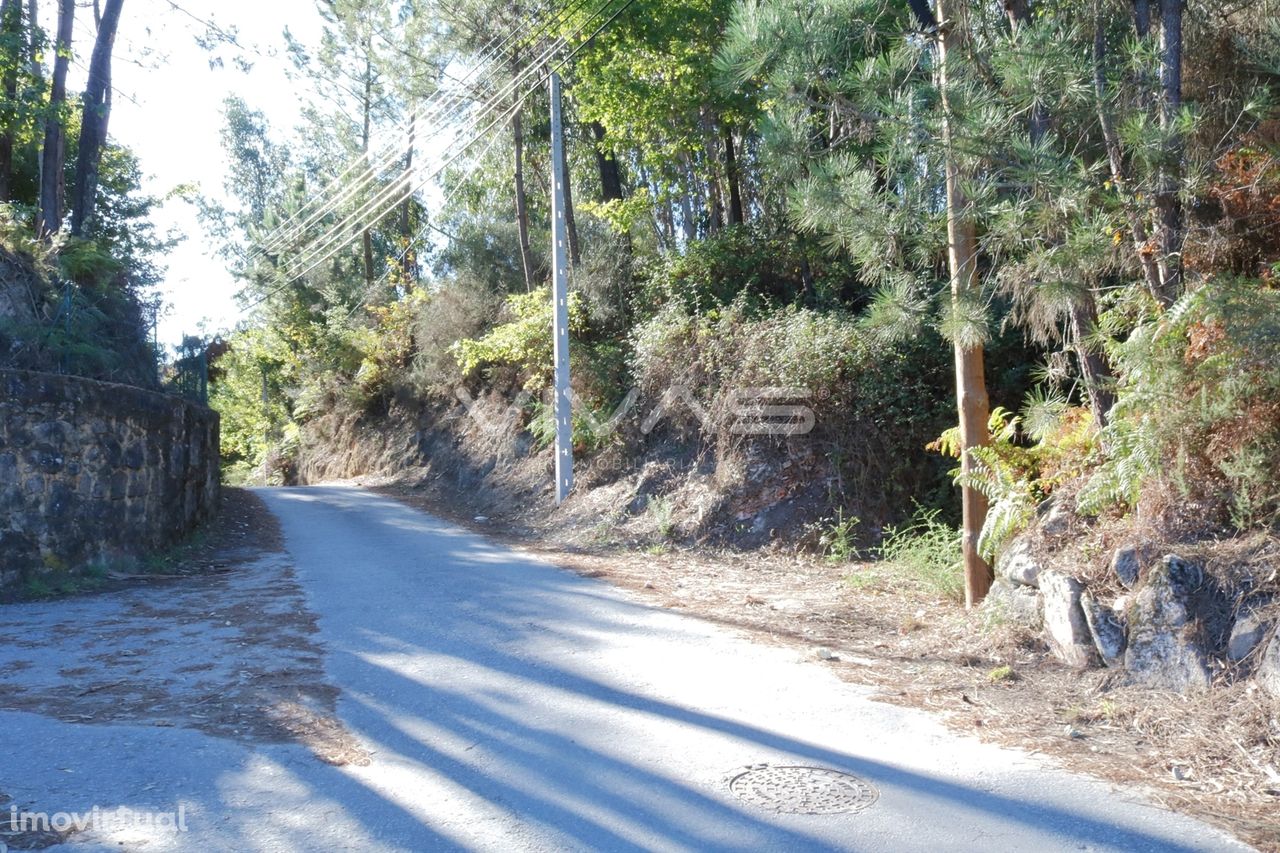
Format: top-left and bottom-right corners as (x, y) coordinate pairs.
(549, 71), (573, 505)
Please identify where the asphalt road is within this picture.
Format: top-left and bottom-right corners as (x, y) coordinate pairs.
(3, 485), (1254, 851)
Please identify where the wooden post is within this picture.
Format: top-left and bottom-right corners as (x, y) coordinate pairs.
(937, 0), (992, 607)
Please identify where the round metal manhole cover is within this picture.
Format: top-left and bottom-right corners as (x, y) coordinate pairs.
(726, 764), (879, 815)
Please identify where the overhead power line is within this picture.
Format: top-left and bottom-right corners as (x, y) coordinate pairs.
(251, 0), (578, 259)
(273, 0), (608, 279)
(247, 0), (638, 307)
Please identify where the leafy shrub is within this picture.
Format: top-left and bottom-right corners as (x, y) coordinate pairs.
(818, 509), (861, 562)
(932, 402), (1097, 561)
(208, 326), (298, 472)
(647, 495), (676, 540)
(527, 397), (618, 455)
(410, 277), (500, 398)
(1081, 277), (1280, 529)
(637, 224), (859, 318)
(452, 287), (588, 392)
(630, 298), (955, 523)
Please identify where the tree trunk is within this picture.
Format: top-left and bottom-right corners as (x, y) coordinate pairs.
(937, 0), (992, 609)
(70, 0), (123, 236)
(699, 108), (724, 234)
(591, 121), (623, 203)
(1093, 6), (1163, 299)
(907, 0), (936, 30)
(724, 127), (745, 226)
(0, 0), (21, 202)
(1131, 0), (1151, 38)
(512, 106), (535, 292)
(561, 143), (581, 267)
(1153, 0), (1183, 306)
(679, 155), (697, 242)
(36, 0), (72, 237)
(1070, 299), (1115, 427)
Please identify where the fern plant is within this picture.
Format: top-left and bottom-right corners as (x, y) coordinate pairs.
(933, 400), (1099, 561)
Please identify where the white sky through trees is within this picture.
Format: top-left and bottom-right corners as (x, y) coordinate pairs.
(69, 0), (323, 349)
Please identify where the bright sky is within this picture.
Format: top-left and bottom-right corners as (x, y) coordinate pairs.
(95, 0), (324, 350)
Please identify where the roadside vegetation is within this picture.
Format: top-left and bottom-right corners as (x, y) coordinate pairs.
(209, 0), (1280, 597)
(0, 1), (170, 387)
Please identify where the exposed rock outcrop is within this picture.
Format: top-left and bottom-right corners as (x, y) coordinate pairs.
(983, 578), (1042, 630)
(1081, 592), (1127, 668)
(997, 538), (1046, 588)
(1228, 600), (1273, 663)
(1124, 557), (1215, 692)
(1040, 571), (1102, 669)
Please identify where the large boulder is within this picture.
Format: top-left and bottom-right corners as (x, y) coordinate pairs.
(1081, 592), (1127, 668)
(1036, 496), (1072, 537)
(983, 578), (1043, 630)
(1124, 556), (1217, 692)
(1040, 571), (1101, 669)
(997, 538), (1046, 588)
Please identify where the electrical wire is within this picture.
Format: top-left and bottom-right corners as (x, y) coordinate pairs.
(276, 0), (610, 281)
(245, 0), (636, 308)
(254, 0), (593, 259)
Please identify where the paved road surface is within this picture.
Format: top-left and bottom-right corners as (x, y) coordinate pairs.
(3, 485), (1253, 851)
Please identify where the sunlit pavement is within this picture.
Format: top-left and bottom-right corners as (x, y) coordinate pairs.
(1, 485), (1253, 852)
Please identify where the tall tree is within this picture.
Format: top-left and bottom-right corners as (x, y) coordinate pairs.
(0, 0), (22, 201)
(398, 108), (416, 283)
(1153, 0), (1184, 305)
(359, 40), (375, 291)
(70, 0), (124, 236)
(512, 99), (535, 291)
(1003, 0), (1114, 426)
(934, 0), (992, 607)
(591, 121), (624, 203)
(36, 0), (71, 236)
(723, 126), (744, 225)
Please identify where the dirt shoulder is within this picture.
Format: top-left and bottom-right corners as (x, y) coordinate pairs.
(371, 478), (1280, 853)
(0, 489), (367, 849)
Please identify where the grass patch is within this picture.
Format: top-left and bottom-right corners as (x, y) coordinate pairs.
(871, 506), (964, 603)
(818, 509), (861, 563)
(987, 664), (1016, 683)
(647, 495), (676, 541)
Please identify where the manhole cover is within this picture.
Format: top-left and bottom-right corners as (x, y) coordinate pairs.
(725, 764), (879, 815)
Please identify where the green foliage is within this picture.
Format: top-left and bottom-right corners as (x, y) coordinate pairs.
(933, 402), (1098, 560)
(876, 506), (965, 603)
(452, 288), (588, 392)
(647, 494), (676, 541)
(409, 278), (500, 397)
(638, 225), (858, 317)
(527, 397), (617, 455)
(208, 326), (299, 474)
(818, 509), (861, 563)
(56, 236), (122, 285)
(1081, 278), (1280, 529)
(631, 297), (955, 522)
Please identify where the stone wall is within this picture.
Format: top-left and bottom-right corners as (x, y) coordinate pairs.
(0, 370), (220, 586)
